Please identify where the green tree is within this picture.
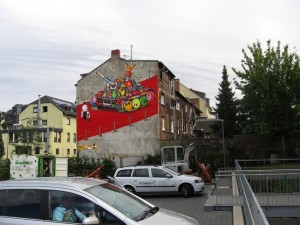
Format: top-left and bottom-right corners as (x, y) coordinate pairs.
(214, 65), (238, 138)
(15, 121), (42, 155)
(233, 40), (300, 157)
(0, 130), (4, 158)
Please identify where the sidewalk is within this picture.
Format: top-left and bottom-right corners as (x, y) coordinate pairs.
(144, 184), (233, 225)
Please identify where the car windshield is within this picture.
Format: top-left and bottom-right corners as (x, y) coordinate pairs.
(163, 167), (180, 176)
(85, 183), (154, 221)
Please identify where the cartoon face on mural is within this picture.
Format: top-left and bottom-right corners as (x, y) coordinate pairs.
(89, 64), (154, 112)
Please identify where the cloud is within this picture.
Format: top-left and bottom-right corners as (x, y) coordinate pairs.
(0, 0), (300, 112)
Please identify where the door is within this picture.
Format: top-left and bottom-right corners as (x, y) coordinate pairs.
(131, 168), (152, 193)
(150, 168), (176, 193)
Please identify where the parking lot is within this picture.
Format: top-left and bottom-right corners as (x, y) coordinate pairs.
(142, 184), (233, 225)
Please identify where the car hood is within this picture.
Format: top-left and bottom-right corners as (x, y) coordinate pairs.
(136, 208), (199, 225)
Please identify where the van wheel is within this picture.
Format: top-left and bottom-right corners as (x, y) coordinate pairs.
(180, 184), (193, 198)
(125, 185), (136, 194)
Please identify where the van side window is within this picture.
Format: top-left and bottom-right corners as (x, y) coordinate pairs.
(133, 169), (149, 177)
(5, 189), (42, 219)
(116, 169), (132, 177)
(0, 189), (6, 216)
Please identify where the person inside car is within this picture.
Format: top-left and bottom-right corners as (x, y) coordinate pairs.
(53, 195), (86, 222)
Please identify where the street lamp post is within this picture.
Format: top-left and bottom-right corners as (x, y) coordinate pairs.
(195, 118), (225, 168)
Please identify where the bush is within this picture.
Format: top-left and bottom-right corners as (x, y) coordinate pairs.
(145, 151), (161, 165)
(68, 154), (117, 179)
(0, 159), (10, 181)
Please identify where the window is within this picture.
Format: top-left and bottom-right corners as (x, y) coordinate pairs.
(133, 169), (149, 177)
(151, 168), (169, 178)
(67, 149), (70, 155)
(73, 133), (77, 143)
(67, 118), (71, 125)
(50, 190), (95, 223)
(171, 121), (174, 133)
(176, 100), (180, 110)
(42, 120), (47, 125)
(162, 117), (165, 131)
(54, 132), (57, 142)
(67, 133), (70, 142)
(162, 147), (175, 162)
(56, 148), (59, 155)
(35, 147), (40, 155)
(160, 92), (165, 105)
(73, 149), (77, 155)
(44, 131), (48, 143)
(38, 132), (43, 142)
(177, 147), (184, 161)
(5, 189), (42, 219)
(33, 107), (38, 113)
(9, 133), (13, 143)
(58, 132), (61, 143)
(0, 190), (5, 216)
(43, 106), (48, 112)
(116, 169), (132, 177)
(33, 120), (38, 127)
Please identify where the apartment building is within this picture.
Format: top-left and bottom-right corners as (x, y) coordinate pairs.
(1, 96), (77, 159)
(76, 49), (209, 167)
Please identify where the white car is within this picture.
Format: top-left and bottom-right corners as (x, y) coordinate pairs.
(114, 165), (204, 197)
(0, 177), (200, 225)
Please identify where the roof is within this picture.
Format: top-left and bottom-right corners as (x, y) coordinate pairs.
(28, 95), (76, 116)
(0, 177), (105, 190)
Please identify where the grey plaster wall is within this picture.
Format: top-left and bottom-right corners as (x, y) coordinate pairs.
(79, 114), (159, 167)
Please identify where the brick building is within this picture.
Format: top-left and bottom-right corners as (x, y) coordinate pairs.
(76, 49), (211, 167)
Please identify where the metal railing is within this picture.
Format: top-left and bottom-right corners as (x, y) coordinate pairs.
(235, 161), (270, 225)
(213, 160), (300, 225)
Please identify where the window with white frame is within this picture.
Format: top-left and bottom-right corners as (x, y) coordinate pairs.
(176, 100), (180, 110)
(162, 117), (165, 131)
(171, 121), (174, 133)
(160, 92), (165, 106)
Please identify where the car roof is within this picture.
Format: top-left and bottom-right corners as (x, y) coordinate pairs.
(0, 177), (106, 191)
(117, 165), (164, 169)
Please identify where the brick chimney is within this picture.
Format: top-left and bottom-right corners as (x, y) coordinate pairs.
(111, 49), (120, 58)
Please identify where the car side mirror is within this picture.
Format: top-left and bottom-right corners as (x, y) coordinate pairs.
(166, 174), (172, 178)
(82, 216), (99, 225)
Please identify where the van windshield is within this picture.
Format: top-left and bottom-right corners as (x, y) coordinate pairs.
(85, 183), (154, 221)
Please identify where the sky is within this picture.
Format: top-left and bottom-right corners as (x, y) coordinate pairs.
(1, 0), (300, 112)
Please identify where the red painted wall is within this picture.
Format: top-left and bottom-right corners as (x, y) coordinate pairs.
(77, 75), (158, 141)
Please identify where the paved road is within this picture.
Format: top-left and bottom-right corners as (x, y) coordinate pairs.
(142, 184), (233, 225)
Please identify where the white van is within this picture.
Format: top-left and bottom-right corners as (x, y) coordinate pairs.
(0, 177), (200, 225)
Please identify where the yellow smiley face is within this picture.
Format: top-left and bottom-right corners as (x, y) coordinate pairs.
(123, 101), (133, 111)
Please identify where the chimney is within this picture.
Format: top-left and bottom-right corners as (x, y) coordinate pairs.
(111, 49), (120, 58)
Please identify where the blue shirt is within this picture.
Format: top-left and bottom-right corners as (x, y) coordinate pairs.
(53, 205), (86, 222)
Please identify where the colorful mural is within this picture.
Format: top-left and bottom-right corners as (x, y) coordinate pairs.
(77, 64), (158, 141)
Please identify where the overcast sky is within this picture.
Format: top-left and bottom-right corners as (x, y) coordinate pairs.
(1, 0), (300, 112)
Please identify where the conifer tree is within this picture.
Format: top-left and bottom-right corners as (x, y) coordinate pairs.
(214, 65), (238, 138)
